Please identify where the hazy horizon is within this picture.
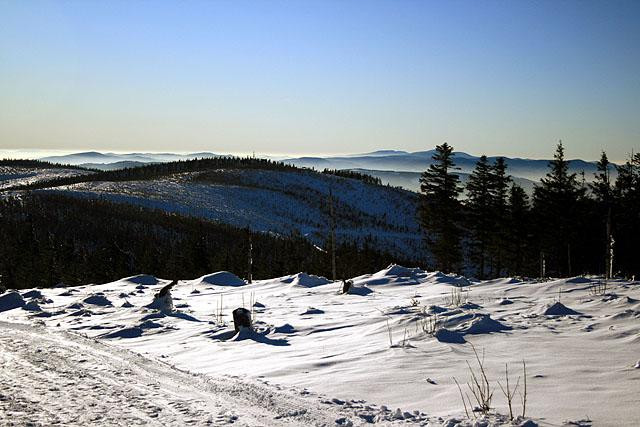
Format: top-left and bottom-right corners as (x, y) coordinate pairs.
(0, 145), (629, 163)
(2, 1), (639, 162)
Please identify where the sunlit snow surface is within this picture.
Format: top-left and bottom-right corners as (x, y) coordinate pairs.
(2, 266), (639, 426)
(42, 169), (422, 258)
(0, 166), (91, 190)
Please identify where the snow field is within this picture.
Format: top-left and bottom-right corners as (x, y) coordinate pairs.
(1, 266), (639, 425)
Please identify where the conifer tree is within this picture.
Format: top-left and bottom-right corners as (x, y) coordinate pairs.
(506, 183), (530, 276)
(533, 141), (585, 276)
(613, 152), (640, 277)
(465, 155), (493, 278)
(488, 157), (511, 276)
(590, 152), (613, 277)
(418, 143), (463, 272)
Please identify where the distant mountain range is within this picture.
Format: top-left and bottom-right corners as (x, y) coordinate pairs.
(41, 151), (218, 167)
(39, 149), (610, 193)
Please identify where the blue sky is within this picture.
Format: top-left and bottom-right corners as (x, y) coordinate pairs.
(1, 0), (639, 161)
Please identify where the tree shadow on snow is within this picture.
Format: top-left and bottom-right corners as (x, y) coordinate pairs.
(208, 328), (290, 346)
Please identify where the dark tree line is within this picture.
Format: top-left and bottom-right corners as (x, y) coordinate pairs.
(0, 194), (412, 290)
(321, 169), (383, 186)
(0, 159), (93, 171)
(6, 156), (384, 191)
(418, 142), (640, 278)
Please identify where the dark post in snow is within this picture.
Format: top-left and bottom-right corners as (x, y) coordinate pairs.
(342, 279), (352, 294)
(232, 307), (252, 332)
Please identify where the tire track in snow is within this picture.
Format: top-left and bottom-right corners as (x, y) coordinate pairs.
(0, 322), (378, 426)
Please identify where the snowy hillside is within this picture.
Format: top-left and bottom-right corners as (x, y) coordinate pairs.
(42, 169), (422, 259)
(0, 165), (91, 191)
(2, 266), (638, 425)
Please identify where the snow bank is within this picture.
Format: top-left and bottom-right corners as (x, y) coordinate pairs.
(285, 273), (331, 288)
(195, 271), (245, 287)
(23, 300), (42, 312)
(0, 292), (25, 312)
(373, 264), (425, 279)
(543, 302), (581, 316)
(122, 274), (158, 285)
(22, 290), (43, 299)
(83, 294), (113, 306)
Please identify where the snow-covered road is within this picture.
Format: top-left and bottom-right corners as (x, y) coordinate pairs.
(0, 321), (387, 426)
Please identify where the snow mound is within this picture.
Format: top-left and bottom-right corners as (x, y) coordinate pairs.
(302, 307), (325, 315)
(435, 275), (471, 286)
(286, 273), (331, 288)
(0, 292), (25, 312)
(23, 300), (42, 312)
(146, 293), (173, 312)
(345, 285), (373, 296)
(83, 294), (113, 306)
(434, 328), (466, 344)
(566, 276), (592, 284)
(196, 271), (245, 287)
(463, 314), (511, 334)
(22, 290), (43, 299)
(543, 302), (581, 316)
(124, 274), (158, 285)
(104, 327), (143, 339)
(373, 264), (424, 279)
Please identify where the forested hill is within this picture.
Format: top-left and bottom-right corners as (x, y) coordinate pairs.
(1, 157), (422, 262)
(4, 156), (381, 191)
(0, 194), (412, 290)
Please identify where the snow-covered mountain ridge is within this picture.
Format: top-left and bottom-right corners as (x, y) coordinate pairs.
(44, 168), (422, 260)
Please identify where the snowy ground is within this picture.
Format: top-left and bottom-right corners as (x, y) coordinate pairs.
(2, 266), (639, 426)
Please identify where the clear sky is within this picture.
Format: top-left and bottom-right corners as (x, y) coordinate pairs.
(1, 0), (639, 161)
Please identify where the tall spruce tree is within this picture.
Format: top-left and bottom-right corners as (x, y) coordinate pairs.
(488, 157), (511, 276)
(465, 155), (493, 278)
(506, 183), (530, 276)
(613, 152), (640, 277)
(590, 152), (613, 277)
(533, 141), (585, 276)
(418, 143), (463, 272)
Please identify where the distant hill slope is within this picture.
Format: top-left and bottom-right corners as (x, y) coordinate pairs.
(41, 151), (218, 165)
(283, 151), (610, 183)
(352, 168), (537, 194)
(0, 160), (93, 190)
(34, 150), (612, 193)
(35, 167), (422, 260)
